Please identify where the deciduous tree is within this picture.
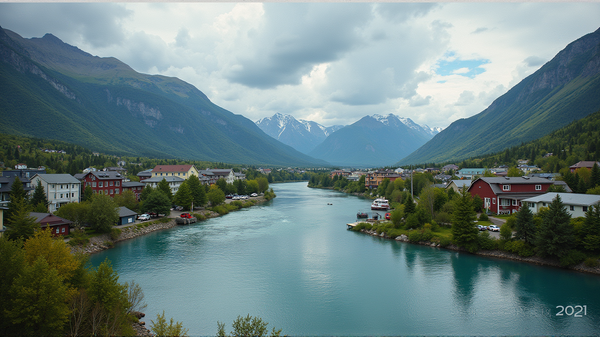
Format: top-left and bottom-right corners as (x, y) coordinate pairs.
(187, 175), (207, 207)
(173, 181), (193, 210)
(207, 185), (225, 206)
(141, 189), (171, 216)
(151, 310), (188, 337)
(157, 178), (173, 202)
(87, 194), (119, 233)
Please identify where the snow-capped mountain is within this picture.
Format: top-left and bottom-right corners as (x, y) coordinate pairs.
(308, 114), (439, 167)
(255, 113), (344, 154)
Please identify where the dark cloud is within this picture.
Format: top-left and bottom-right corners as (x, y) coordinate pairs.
(0, 3), (130, 48)
(225, 3), (372, 89)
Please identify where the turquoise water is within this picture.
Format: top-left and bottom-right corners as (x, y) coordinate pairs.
(90, 182), (600, 336)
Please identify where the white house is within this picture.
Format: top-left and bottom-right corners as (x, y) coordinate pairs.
(141, 176), (185, 195)
(522, 193), (600, 218)
(30, 174), (81, 213)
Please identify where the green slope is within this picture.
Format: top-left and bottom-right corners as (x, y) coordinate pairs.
(399, 27), (600, 165)
(0, 28), (326, 167)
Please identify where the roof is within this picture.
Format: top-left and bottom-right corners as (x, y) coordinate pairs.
(88, 171), (124, 180)
(473, 177), (553, 185)
(30, 213), (73, 227)
(522, 193), (600, 207)
(570, 161), (600, 169)
(448, 180), (471, 188)
(152, 165), (194, 173)
(122, 181), (145, 188)
(118, 206), (138, 217)
(32, 173), (80, 184)
(137, 169), (152, 177)
(142, 176), (185, 183)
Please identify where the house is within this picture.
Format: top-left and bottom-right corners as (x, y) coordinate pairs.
(30, 212), (72, 237)
(441, 164), (459, 173)
(142, 176), (185, 195)
(456, 168), (486, 179)
(118, 207), (138, 226)
(330, 170), (351, 179)
(30, 174), (81, 212)
(202, 169), (237, 184)
(522, 193), (600, 218)
(151, 165), (199, 179)
(76, 171), (124, 197)
(0, 205), (7, 237)
(122, 181), (145, 200)
(365, 170), (402, 189)
(137, 169), (153, 181)
(446, 180), (471, 193)
(570, 161), (600, 173)
(468, 176), (557, 214)
(0, 171), (36, 206)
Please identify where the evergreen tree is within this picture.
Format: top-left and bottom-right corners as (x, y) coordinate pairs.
(82, 185), (93, 202)
(0, 238), (26, 335)
(580, 204), (600, 252)
(5, 199), (38, 242)
(6, 176), (28, 221)
(30, 180), (48, 210)
(514, 203), (536, 245)
(590, 163), (600, 189)
(451, 188), (479, 252)
(535, 195), (574, 258)
(157, 178), (173, 202)
(173, 181), (193, 210)
(403, 194), (416, 215)
(187, 176), (207, 207)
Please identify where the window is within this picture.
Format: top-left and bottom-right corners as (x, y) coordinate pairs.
(110, 181), (114, 186)
(56, 228), (60, 234)
(583, 206), (588, 212)
(62, 227), (65, 233)
(60, 194), (63, 199)
(570, 205), (575, 211)
(512, 199), (518, 206)
(110, 189), (113, 194)
(115, 189), (120, 194)
(535, 184), (541, 191)
(51, 184), (55, 189)
(116, 181), (120, 187)
(501, 199), (510, 206)
(492, 198), (496, 204)
(92, 182), (96, 187)
(503, 185), (510, 191)
(542, 202), (547, 207)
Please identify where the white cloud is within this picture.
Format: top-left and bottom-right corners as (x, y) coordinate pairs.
(1, 2), (599, 129)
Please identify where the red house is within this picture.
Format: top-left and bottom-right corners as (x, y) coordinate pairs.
(78, 171), (124, 197)
(30, 212), (72, 237)
(468, 177), (555, 215)
(122, 181), (145, 200)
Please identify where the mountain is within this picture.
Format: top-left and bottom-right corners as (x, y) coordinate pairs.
(308, 113), (439, 167)
(399, 27), (600, 165)
(255, 113), (344, 154)
(0, 27), (327, 167)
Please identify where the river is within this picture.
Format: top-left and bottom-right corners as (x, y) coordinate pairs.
(90, 182), (600, 336)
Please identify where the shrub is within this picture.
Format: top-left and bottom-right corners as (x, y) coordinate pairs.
(68, 229), (89, 246)
(559, 250), (587, 267)
(104, 241), (114, 248)
(231, 200), (243, 208)
(584, 257), (599, 268)
(110, 228), (122, 240)
(478, 231), (498, 250)
(212, 205), (229, 215)
(504, 240), (534, 257)
(438, 236), (452, 247)
(478, 213), (489, 221)
(192, 212), (206, 221)
(351, 222), (372, 231)
(434, 212), (452, 226)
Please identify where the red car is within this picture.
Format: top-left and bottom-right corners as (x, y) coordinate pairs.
(180, 213), (193, 219)
(385, 212), (391, 220)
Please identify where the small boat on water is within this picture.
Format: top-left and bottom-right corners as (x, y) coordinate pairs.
(356, 211), (368, 218)
(371, 198), (390, 210)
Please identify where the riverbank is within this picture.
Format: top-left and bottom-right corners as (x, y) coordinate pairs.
(357, 227), (600, 276)
(70, 196), (269, 256)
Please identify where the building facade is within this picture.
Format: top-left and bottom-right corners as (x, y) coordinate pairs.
(77, 171), (124, 197)
(30, 174), (81, 213)
(523, 193), (600, 218)
(468, 177), (556, 214)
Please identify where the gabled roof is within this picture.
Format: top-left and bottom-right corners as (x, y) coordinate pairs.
(30, 212), (73, 227)
(152, 165), (195, 173)
(448, 180), (471, 188)
(122, 181), (145, 188)
(32, 173), (80, 184)
(118, 207), (138, 218)
(142, 176), (185, 183)
(523, 193), (600, 206)
(570, 161), (600, 169)
(87, 171), (124, 180)
(472, 176), (553, 185)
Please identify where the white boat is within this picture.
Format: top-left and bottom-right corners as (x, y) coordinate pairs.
(371, 198), (390, 210)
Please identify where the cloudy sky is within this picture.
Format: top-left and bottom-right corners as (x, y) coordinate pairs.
(1, 2), (599, 129)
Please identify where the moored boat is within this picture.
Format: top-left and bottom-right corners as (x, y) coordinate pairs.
(371, 198), (390, 210)
(357, 211), (368, 218)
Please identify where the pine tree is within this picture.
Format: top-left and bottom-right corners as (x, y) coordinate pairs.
(451, 188), (479, 252)
(5, 199), (38, 242)
(157, 178), (173, 202)
(581, 204), (600, 252)
(173, 181), (193, 210)
(514, 202), (536, 245)
(187, 175), (207, 207)
(30, 180), (48, 210)
(590, 163), (600, 189)
(6, 176), (28, 221)
(535, 195), (574, 258)
(403, 194), (416, 215)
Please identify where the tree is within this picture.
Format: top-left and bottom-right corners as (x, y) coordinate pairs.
(218, 314), (281, 337)
(30, 180), (48, 211)
(5, 199), (38, 242)
(87, 194), (119, 233)
(151, 310), (189, 337)
(187, 175), (207, 207)
(514, 203), (536, 245)
(141, 190), (172, 216)
(6, 256), (70, 336)
(507, 167), (523, 177)
(535, 195), (574, 258)
(140, 185), (154, 202)
(173, 181), (193, 210)
(55, 202), (89, 229)
(216, 178), (227, 193)
(580, 203), (600, 252)
(0, 238), (26, 335)
(117, 189), (140, 211)
(257, 177), (269, 193)
(246, 180), (259, 195)
(591, 163), (600, 189)
(82, 185), (93, 202)
(234, 179), (247, 196)
(403, 195), (416, 215)
(6, 176), (28, 221)
(157, 178), (173, 202)
(451, 188), (479, 252)
(207, 185), (226, 206)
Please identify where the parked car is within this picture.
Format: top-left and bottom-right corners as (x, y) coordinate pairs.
(147, 212), (158, 218)
(477, 225), (487, 231)
(250, 193), (258, 197)
(488, 225), (500, 232)
(138, 214), (151, 221)
(385, 212), (391, 220)
(180, 213), (193, 219)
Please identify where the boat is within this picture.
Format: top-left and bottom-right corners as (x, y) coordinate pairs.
(371, 198), (390, 210)
(356, 211), (368, 218)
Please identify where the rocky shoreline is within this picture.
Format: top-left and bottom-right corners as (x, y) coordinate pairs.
(358, 228), (600, 276)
